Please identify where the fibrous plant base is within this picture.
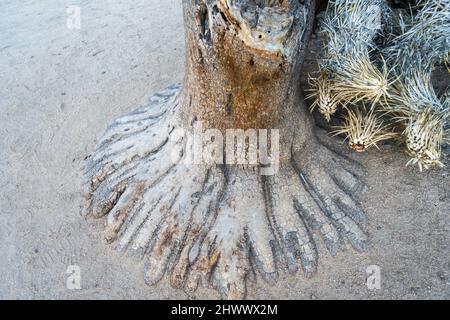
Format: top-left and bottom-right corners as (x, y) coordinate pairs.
(85, 85), (368, 299)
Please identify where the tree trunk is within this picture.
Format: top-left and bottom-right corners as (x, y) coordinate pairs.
(85, 0), (368, 299)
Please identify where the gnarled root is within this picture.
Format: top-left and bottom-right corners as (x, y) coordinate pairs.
(84, 85), (368, 299)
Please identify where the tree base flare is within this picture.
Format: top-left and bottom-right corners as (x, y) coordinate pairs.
(84, 85), (368, 299)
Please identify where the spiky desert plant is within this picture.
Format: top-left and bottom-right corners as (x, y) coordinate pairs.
(382, 0), (450, 73)
(440, 87), (450, 145)
(379, 0), (450, 169)
(442, 86), (450, 109)
(319, 0), (392, 105)
(323, 0), (383, 46)
(402, 110), (446, 171)
(444, 54), (450, 72)
(389, 67), (444, 113)
(307, 70), (340, 121)
(330, 53), (392, 104)
(332, 105), (398, 152)
(387, 68), (448, 169)
(376, 4), (412, 47)
(306, 0), (394, 123)
(310, 0), (448, 171)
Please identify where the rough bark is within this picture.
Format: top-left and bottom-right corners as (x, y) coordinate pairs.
(85, 0), (368, 299)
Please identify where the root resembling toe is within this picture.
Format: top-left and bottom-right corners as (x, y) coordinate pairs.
(315, 131), (368, 178)
(263, 166), (319, 276)
(304, 171), (367, 252)
(294, 144), (368, 253)
(84, 84), (181, 192)
(185, 168), (277, 299)
(169, 168), (226, 289)
(330, 165), (368, 199)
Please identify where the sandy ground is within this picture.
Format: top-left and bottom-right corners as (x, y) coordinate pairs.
(0, 0), (448, 300)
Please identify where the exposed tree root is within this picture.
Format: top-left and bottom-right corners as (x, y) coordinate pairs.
(84, 85), (368, 299)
